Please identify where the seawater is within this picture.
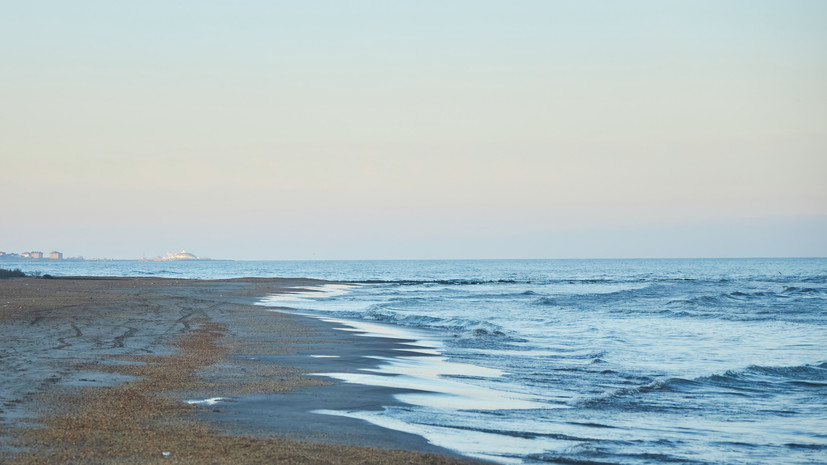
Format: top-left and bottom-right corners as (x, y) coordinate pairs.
(6, 258), (826, 464)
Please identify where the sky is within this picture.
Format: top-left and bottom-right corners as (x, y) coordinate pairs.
(2, 1), (825, 260)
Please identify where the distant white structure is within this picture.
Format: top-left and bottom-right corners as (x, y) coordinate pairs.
(152, 250), (199, 261)
(49, 251), (63, 259)
(171, 250), (198, 260)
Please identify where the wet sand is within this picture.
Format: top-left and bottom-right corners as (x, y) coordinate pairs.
(0, 277), (483, 464)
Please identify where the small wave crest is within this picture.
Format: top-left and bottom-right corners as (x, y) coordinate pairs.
(356, 279), (520, 286)
(582, 362), (827, 410)
(664, 285), (826, 322)
(581, 378), (678, 407)
(743, 362), (827, 380)
(801, 275), (827, 284)
(782, 286), (823, 295)
(531, 284), (669, 306)
(355, 276), (729, 287)
(533, 297), (557, 306)
(668, 289), (782, 307)
(360, 306), (513, 341)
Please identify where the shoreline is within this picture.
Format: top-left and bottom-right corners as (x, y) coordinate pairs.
(0, 276), (483, 464)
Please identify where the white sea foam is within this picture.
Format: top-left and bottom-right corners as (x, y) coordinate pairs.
(259, 285), (549, 423)
(311, 408), (561, 464)
(259, 284), (356, 304)
(184, 397), (225, 406)
(314, 353), (549, 411)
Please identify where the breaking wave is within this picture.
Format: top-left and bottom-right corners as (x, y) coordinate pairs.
(581, 362), (827, 411)
(359, 305), (516, 341)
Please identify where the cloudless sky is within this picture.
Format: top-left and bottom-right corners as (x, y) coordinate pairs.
(2, 1), (825, 259)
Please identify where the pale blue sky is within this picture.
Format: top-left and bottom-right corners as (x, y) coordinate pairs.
(2, 1), (825, 259)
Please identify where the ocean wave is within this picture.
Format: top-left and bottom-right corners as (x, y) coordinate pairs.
(454, 290), (552, 301)
(742, 362), (827, 380)
(530, 284), (672, 307)
(582, 362), (827, 410)
(784, 443), (827, 450)
(357, 277), (710, 287)
(356, 279), (520, 286)
(694, 364), (827, 396)
(666, 286), (825, 313)
(533, 440), (702, 465)
(134, 269), (183, 275)
(360, 306), (514, 341)
(529, 454), (625, 465)
(781, 286), (823, 294)
(579, 379), (671, 408)
(533, 297), (558, 306)
(703, 361), (827, 387)
(668, 290), (779, 306)
(382, 296), (446, 307)
(533, 285), (823, 320)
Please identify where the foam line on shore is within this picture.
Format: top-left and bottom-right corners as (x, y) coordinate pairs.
(258, 283), (357, 304)
(257, 285), (547, 409)
(257, 284), (554, 460)
(185, 397), (226, 406)
(311, 409), (535, 464)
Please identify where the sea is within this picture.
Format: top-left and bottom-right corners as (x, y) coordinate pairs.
(4, 258), (826, 464)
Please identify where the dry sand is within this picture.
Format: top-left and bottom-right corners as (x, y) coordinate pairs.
(0, 276), (484, 464)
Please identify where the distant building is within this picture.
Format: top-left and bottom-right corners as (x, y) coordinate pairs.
(21, 252), (31, 258)
(30, 251), (44, 259)
(49, 251), (63, 259)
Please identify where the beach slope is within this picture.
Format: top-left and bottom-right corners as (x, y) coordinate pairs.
(0, 277), (482, 464)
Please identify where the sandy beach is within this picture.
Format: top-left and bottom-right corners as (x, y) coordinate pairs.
(0, 276), (482, 464)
